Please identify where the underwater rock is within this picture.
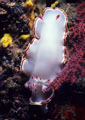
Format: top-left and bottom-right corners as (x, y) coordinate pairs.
(0, 1), (30, 36)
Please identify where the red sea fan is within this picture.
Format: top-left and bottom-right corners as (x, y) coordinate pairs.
(46, 3), (85, 91)
(69, 21), (85, 51)
(77, 2), (85, 22)
(46, 47), (85, 91)
(69, 3), (85, 54)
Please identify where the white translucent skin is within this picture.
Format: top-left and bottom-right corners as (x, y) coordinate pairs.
(21, 8), (67, 92)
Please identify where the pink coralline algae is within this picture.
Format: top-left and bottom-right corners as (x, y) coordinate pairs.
(46, 3), (85, 91)
(21, 8), (67, 105)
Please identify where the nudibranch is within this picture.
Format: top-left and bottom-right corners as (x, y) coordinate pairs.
(21, 8), (68, 105)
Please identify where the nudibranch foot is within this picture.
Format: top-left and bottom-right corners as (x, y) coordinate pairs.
(29, 86), (54, 105)
(25, 79), (54, 105)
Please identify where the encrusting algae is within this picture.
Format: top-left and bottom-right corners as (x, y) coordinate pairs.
(23, 0), (35, 29)
(24, 0), (34, 7)
(0, 33), (12, 47)
(29, 11), (35, 28)
(51, 1), (59, 8)
(20, 34), (30, 40)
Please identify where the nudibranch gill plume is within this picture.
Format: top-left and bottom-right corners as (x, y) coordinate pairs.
(21, 8), (68, 105)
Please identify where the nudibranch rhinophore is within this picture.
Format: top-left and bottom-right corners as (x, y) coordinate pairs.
(21, 8), (68, 105)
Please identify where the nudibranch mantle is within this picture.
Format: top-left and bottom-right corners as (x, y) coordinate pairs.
(21, 8), (67, 105)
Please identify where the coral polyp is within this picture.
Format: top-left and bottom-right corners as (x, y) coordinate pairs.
(21, 8), (67, 105)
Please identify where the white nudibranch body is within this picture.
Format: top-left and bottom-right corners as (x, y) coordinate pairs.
(21, 8), (67, 105)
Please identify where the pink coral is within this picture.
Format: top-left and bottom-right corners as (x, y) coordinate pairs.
(69, 3), (85, 54)
(46, 3), (85, 91)
(77, 2), (85, 22)
(47, 47), (84, 91)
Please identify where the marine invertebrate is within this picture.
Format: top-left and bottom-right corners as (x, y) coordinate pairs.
(47, 47), (84, 91)
(69, 3), (85, 54)
(21, 8), (67, 105)
(77, 2), (85, 22)
(46, 3), (85, 91)
(0, 33), (12, 47)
